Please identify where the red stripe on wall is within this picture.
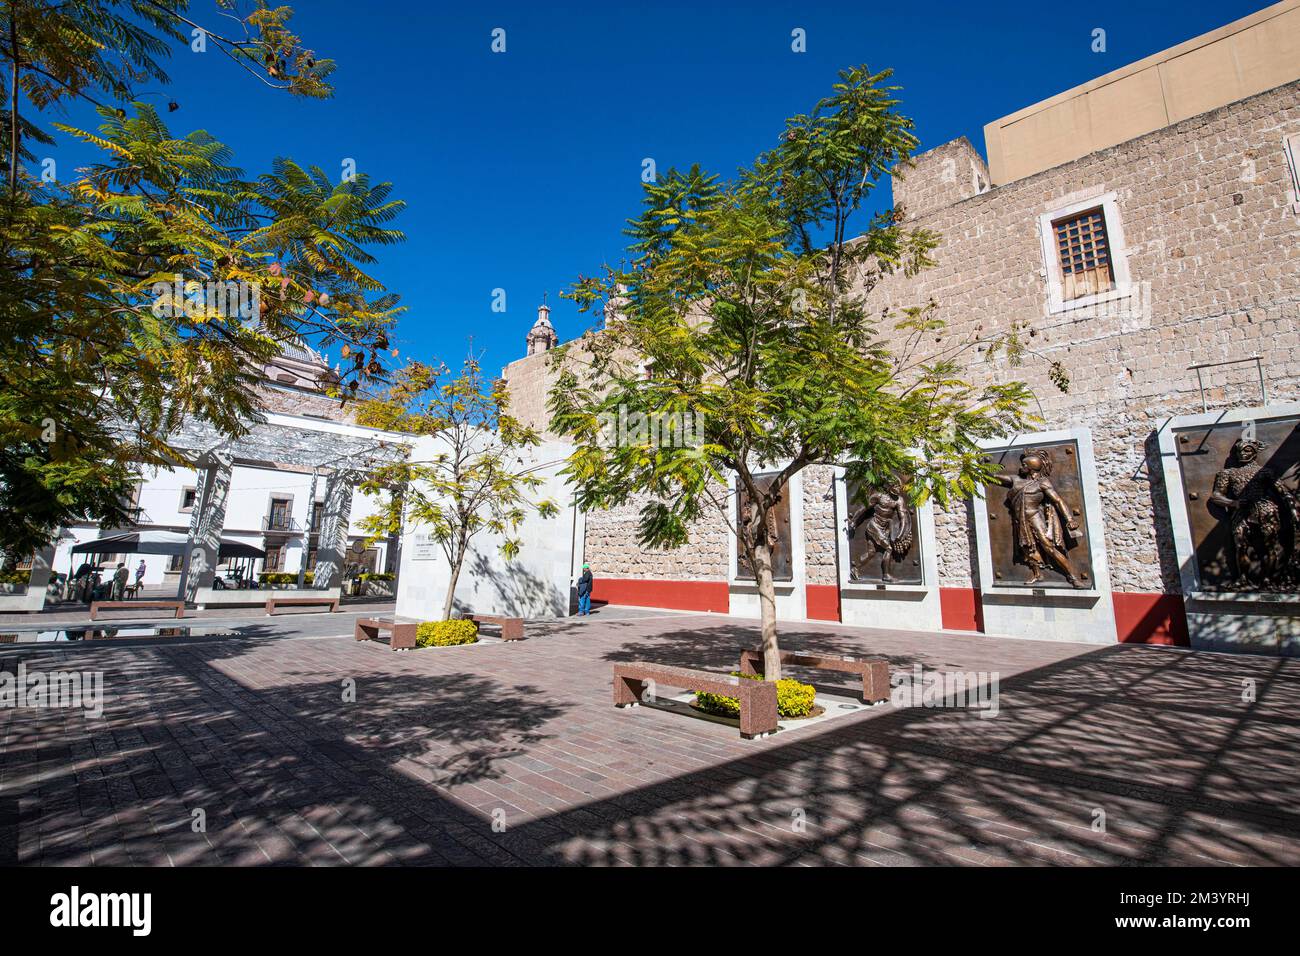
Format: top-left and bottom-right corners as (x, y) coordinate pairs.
(591, 578), (730, 613)
(939, 587), (985, 632)
(806, 584), (841, 622)
(1112, 592), (1189, 646)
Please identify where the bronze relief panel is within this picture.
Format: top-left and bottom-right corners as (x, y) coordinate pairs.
(845, 479), (922, 585)
(735, 473), (793, 582)
(1173, 416), (1300, 593)
(982, 442), (1093, 589)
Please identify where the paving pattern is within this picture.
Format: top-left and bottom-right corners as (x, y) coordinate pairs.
(2, 605), (1299, 866)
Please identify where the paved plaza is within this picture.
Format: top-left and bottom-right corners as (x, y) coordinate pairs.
(2, 604), (1299, 866)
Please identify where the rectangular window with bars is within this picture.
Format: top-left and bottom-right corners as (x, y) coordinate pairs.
(1053, 207), (1114, 301)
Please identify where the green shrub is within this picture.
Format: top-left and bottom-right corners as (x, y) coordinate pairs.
(415, 619), (479, 647)
(695, 672), (817, 719)
(258, 571), (314, 585)
(358, 572), (395, 582)
(0, 569), (32, 586)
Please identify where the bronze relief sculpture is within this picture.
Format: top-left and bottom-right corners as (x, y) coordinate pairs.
(1204, 436), (1300, 590)
(735, 474), (794, 582)
(1173, 418), (1300, 594)
(845, 479), (920, 584)
(986, 445), (1092, 589)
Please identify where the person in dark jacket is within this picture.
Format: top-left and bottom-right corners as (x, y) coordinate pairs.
(576, 563), (593, 616)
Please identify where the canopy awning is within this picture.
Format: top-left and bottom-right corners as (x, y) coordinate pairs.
(71, 531), (266, 561)
(218, 540), (267, 560)
(72, 530), (190, 556)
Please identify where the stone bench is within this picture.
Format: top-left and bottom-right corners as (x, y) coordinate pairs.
(89, 600), (185, 621)
(355, 617), (418, 651)
(739, 648), (890, 704)
(463, 612), (525, 641)
(612, 661), (778, 739)
(265, 595), (339, 615)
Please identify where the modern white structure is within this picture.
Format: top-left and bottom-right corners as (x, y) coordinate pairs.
(394, 437), (581, 621)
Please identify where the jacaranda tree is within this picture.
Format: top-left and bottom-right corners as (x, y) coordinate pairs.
(356, 356), (560, 621)
(0, 1), (405, 562)
(549, 66), (1041, 679)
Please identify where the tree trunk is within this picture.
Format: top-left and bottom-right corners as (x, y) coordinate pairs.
(442, 547), (464, 621)
(753, 537), (782, 680)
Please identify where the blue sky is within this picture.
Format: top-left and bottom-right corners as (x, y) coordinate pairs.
(44, 0), (1273, 377)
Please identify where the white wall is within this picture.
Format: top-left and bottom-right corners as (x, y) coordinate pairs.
(395, 437), (577, 621)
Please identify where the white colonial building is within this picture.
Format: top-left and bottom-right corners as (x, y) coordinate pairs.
(6, 341), (413, 612)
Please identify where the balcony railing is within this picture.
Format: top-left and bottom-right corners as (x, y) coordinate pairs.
(262, 514), (301, 533)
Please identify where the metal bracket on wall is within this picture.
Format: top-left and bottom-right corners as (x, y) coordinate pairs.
(1189, 356), (1266, 413)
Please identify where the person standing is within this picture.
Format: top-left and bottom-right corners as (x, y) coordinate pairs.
(576, 563), (593, 616)
(72, 560), (93, 601)
(135, 558), (147, 590)
(112, 562), (129, 601)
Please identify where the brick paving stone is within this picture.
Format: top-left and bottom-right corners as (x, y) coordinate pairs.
(1, 611), (1299, 865)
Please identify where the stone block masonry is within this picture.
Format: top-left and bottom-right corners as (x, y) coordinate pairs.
(502, 76), (1300, 648)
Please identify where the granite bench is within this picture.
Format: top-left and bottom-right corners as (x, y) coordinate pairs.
(739, 648), (890, 704)
(265, 595), (339, 615)
(355, 617), (418, 651)
(463, 612), (525, 641)
(612, 661), (778, 739)
(89, 599), (185, 621)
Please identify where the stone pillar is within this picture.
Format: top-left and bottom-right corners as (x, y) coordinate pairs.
(179, 452), (233, 602)
(313, 470), (353, 589)
(21, 543), (57, 611)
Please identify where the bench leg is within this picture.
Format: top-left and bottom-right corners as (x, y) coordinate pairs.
(738, 651), (762, 677)
(391, 626), (417, 650)
(501, 620), (524, 641)
(613, 674), (645, 707)
(740, 685), (780, 739)
(862, 662), (890, 704)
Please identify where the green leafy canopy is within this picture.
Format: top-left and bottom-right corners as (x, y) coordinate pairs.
(0, 1), (404, 559)
(547, 66), (1043, 670)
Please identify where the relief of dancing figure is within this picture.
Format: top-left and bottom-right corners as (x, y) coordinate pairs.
(994, 448), (1085, 588)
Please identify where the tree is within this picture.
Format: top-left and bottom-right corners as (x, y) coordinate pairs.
(0, 1), (404, 560)
(356, 357), (560, 621)
(549, 66), (1042, 680)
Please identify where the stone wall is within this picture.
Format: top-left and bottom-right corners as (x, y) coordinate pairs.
(502, 80), (1300, 598)
(859, 80), (1300, 593)
(892, 137), (990, 221)
(255, 383), (356, 422)
(500, 350), (561, 436)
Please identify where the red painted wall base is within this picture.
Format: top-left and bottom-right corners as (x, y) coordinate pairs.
(1112, 592), (1190, 646)
(806, 584), (841, 622)
(940, 587), (985, 632)
(591, 578), (730, 613)
(591, 576), (1189, 646)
